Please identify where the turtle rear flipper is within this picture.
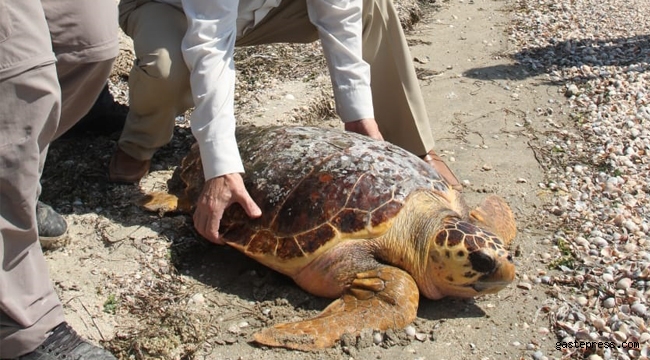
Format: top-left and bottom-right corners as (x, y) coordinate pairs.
(469, 195), (517, 245)
(253, 266), (419, 351)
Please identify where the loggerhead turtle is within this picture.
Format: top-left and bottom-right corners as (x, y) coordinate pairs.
(140, 125), (517, 351)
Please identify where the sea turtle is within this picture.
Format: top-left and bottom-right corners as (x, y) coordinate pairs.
(140, 125), (517, 351)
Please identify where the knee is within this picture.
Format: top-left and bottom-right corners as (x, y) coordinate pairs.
(134, 47), (188, 83)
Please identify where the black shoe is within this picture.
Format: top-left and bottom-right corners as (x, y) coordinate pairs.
(62, 83), (128, 138)
(16, 322), (116, 360)
(36, 201), (69, 250)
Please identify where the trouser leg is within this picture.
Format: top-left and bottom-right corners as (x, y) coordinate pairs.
(361, 0), (434, 155)
(0, 64), (65, 358)
(42, 0), (119, 140)
(53, 60), (116, 140)
(118, 1), (193, 161)
(0, 1), (65, 357)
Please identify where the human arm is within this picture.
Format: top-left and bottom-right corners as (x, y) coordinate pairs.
(180, 0), (261, 243)
(306, 0), (383, 141)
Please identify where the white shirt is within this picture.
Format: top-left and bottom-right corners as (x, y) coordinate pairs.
(160, 0), (374, 179)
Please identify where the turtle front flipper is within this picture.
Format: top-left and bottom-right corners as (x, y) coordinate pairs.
(253, 266), (419, 351)
(469, 195), (517, 245)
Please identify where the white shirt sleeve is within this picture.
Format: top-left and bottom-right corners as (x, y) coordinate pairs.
(180, 0), (244, 180)
(306, 0), (374, 122)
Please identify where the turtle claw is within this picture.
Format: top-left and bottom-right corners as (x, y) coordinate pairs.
(253, 267), (419, 351)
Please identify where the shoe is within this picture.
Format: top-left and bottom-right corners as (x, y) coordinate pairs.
(16, 322), (116, 360)
(420, 150), (463, 191)
(62, 84), (128, 138)
(37, 201), (70, 250)
(108, 147), (150, 184)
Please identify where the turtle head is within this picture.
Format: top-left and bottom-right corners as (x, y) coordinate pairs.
(420, 218), (515, 299)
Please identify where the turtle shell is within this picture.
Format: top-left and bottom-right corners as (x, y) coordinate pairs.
(180, 126), (450, 265)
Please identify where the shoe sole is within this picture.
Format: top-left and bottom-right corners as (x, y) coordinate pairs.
(39, 230), (71, 250)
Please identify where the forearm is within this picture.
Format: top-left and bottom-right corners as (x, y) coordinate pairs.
(306, 0), (374, 122)
(181, 0), (244, 179)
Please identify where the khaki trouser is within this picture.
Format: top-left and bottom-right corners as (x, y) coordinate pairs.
(118, 0), (435, 161)
(0, 0), (118, 357)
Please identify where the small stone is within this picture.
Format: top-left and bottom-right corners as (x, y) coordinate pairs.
(616, 278), (633, 290)
(188, 293), (205, 306)
(405, 325), (416, 337)
(284, 94), (295, 100)
(373, 332), (384, 345)
(602, 273), (615, 282)
(482, 164), (493, 171)
(227, 324), (241, 334)
(517, 282), (533, 290)
(538, 327), (550, 335)
(415, 333), (428, 342)
(631, 303), (647, 316)
(593, 318), (606, 330)
(639, 332), (650, 343)
(587, 355), (603, 360)
(532, 350), (544, 360)
(565, 84), (581, 97)
(577, 296), (588, 306)
(237, 321), (249, 328)
(603, 298), (616, 308)
(614, 331), (627, 342)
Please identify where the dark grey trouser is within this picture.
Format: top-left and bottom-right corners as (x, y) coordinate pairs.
(0, 0), (118, 357)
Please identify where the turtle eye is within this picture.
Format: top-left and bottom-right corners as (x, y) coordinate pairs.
(468, 251), (497, 274)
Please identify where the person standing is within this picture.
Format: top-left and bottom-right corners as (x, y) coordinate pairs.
(0, 0), (119, 358)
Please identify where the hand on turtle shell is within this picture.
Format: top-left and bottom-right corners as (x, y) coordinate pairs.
(344, 118), (384, 141)
(193, 173), (262, 244)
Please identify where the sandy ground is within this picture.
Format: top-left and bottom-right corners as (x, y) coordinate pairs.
(40, 1), (574, 359)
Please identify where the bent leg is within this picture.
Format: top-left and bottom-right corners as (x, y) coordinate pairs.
(118, 2), (193, 161)
(236, 1), (319, 46)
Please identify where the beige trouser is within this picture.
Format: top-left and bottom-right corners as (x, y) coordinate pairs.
(0, 0), (118, 357)
(118, 0), (435, 161)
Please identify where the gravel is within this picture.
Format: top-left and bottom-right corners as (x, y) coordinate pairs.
(509, 0), (649, 359)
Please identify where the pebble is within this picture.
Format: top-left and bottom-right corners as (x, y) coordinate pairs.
(373, 332), (384, 345)
(602, 273), (615, 283)
(517, 282), (533, 290)
(640, 332), (650, 343)
(616, 278), (633, 290)
(577, 296), (588, 306)
(532, 351), (544, 360)
(603, 297), (616, 309)
(404, 325), (416, 337)
(631, 303), (647, 316)
(508, 0), (650, 344)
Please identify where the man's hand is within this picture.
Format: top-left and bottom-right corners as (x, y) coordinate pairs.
(193, 173), (262, 244)
(344, 118), (384, 141)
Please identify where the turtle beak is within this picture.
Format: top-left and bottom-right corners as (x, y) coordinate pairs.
(471, 260), (516, 294)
